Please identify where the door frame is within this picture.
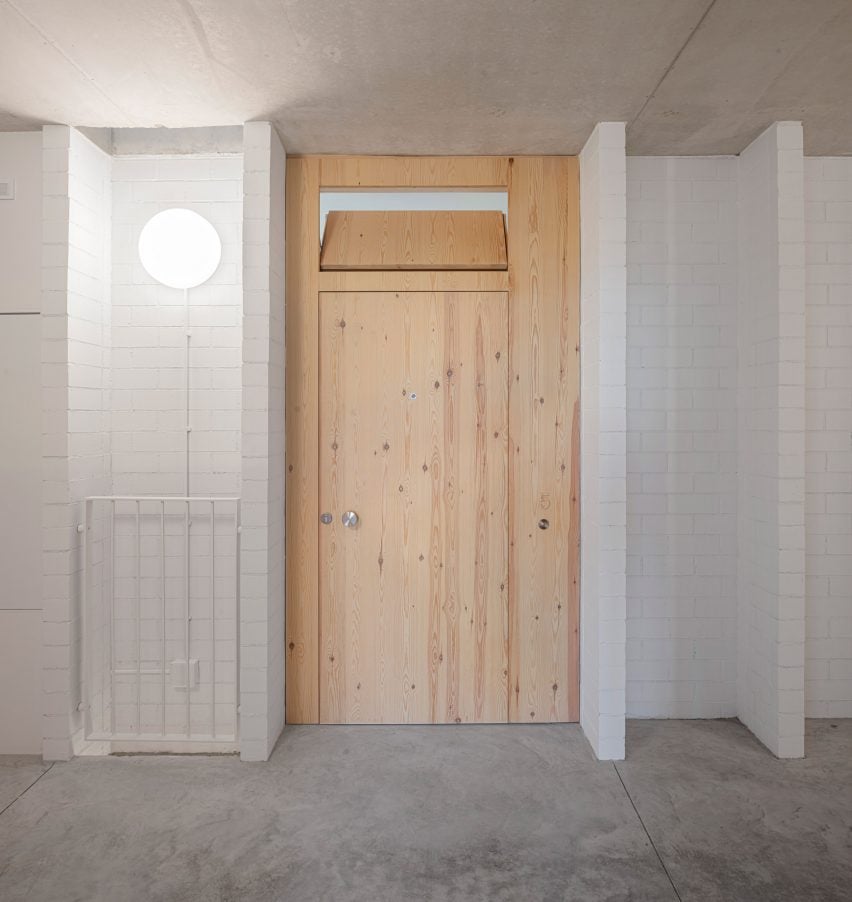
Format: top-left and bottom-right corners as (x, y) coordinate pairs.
(285, 156), (580, 724)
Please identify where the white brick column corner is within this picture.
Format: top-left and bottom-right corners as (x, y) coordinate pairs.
(41, 125), (112, 760)
(240, 122), (286, 761)
(579, 122), (628, 760)
(737, 122), (806, 758)
(803, 156), (852, 718)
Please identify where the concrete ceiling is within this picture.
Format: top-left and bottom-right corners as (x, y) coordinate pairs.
(0, 0), (850, 155)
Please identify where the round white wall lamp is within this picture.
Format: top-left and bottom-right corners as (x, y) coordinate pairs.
(138, 208), (222, 289)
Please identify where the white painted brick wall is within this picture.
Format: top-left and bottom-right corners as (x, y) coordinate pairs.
(626, 157), (738, 718)
(239, 122), (286, 761)
(736, 122), (806, 758)
(111, 154), (243, 497)
(580, 123), (627, 761)
(103, 153), (243, 740)
(41, 126), (112, 759)
(804, 157), (852, 717)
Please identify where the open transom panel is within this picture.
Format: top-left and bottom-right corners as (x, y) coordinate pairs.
(320, 210), (507, 271)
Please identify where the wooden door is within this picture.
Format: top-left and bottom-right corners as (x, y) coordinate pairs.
(319, 291), (509, 723)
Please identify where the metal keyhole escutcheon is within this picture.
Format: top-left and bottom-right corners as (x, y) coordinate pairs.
(342, 510), (359, 529)
(320, 512), (333, 525)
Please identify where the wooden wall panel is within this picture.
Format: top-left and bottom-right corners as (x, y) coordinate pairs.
(285, 157), (320, 723)
(284, 155), (580, 727)
(507, 156), (580, 723)
(318, 271), (509, 293)
(317, 155), (510, 189)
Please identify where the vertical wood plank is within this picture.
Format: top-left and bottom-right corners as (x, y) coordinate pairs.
(450, 293), (509, 722)
(508, 157), (581, 723)
(285, 157), (320, 723)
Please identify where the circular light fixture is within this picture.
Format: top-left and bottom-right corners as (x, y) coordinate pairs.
(138, 208), (222, 289)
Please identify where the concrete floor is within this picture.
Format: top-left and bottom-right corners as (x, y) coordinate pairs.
(0, 720), (849, 902)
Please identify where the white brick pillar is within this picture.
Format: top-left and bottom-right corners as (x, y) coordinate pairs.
(41, 125), (112, 760)
(737, 122), (806, 758)
(579, 123), (628, 760)
(240, 122), (286, 761)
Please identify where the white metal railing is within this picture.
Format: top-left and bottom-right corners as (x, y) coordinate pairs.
(82, 495), (241, 748)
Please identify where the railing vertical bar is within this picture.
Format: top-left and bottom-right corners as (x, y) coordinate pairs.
(81, 499), (90, 739)
(185, 499), (191, 738)
(235, 499), (241, 741)
(101, 501), (106, 732)
(161, 500), (167, 738)
(109, 500), (116, 736)
(136, 500), (141, 735)
(211, 500), (216, 739)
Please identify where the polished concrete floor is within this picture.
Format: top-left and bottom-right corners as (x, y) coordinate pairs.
(0, 720), (849, 901)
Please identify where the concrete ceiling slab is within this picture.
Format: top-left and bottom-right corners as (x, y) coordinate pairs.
(0, 0), (850, 155)
(628, 0), (852, 155)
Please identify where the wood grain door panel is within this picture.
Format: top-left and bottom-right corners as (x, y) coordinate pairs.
(319, 291), (509, 723)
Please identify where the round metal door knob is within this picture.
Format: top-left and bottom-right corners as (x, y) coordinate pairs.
(538, 518), (550, 530)
(342, 510), (359, 528)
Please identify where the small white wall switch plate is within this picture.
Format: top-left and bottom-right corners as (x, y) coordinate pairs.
(0, 179), (14, 200)
(170, 658), (200, 690)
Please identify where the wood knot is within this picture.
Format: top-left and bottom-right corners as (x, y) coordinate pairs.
(339, 319), (346, 329)
(288, 641), (295, 651)
(383, 442), (390, 451)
